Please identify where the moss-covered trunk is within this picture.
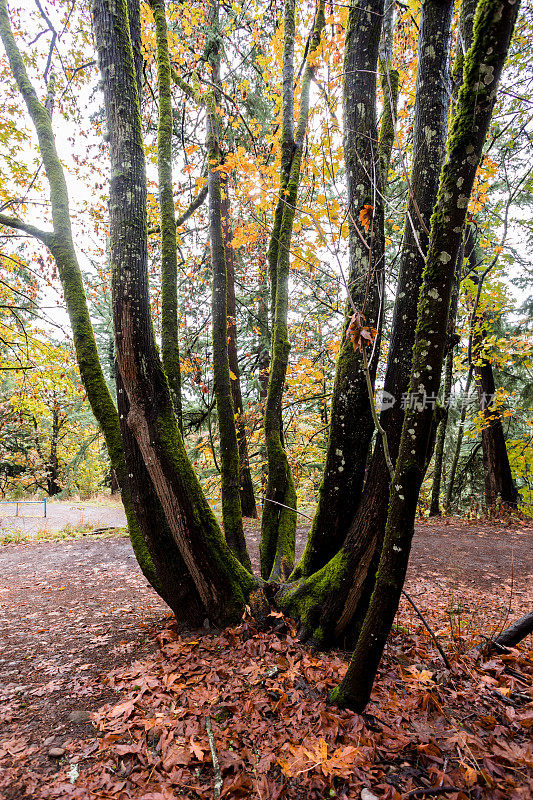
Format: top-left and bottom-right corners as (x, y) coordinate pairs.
(204, 0), (251, 570)
(149, 0), (183, 431)
(331, 0), (521, 712)
(261, 0), (326, 582)
(92, 0), (256, 624)
(0, 0), (175, 601)
(429, 0), (481, 517)
(116, 369), (204, 623)
(378, 0), (399, 188)
(293, 0), (385, 581)
(280, 0), (455, 643)
(221, 176), (257, 519)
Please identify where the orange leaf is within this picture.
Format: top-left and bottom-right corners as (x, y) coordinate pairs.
(358, 204), (374, 233)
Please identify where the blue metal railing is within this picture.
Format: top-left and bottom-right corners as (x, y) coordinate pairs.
(0, 499), (47, 517)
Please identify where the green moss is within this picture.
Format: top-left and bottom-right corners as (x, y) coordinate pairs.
(262, 3), (326, 577)
(204, 13), (250, 571)
(378, 64), (399, 186)
(149, 0), (183, 430)
(276, 548), (348, 644)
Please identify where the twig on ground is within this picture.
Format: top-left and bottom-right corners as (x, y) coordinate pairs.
(83, 526), (121, 536)
(205, 715), (223, 799)
(401, 590), (451, 669)
(404, 788), (461, 798)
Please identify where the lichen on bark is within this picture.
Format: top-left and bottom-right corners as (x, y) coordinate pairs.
(92, 0), (258, 624)
(332, 0), (521, 712)
(292, 0), (385, 581)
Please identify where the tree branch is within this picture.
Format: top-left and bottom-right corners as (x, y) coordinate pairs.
(0, 213), (54, 246)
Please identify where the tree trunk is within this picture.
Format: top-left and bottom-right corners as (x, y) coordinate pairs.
(0, 0), (165, 595)
(429, 0), (481, 516)
(46, 403), (62, 496)
(261, 0), (326, 582)
(293, 0), (385, 581)
(445, 223), (494, 512)
(428, 231), (468, 516)
(280, 0), (454, 643)
(205, 0), (251, 570)
(116, 369), (205, 624)
(149, 0), (183, 431)
(486, 610), (533, 651)
(429, 346), (454, 515)
(445, 366), (474, 510)
(257, 252), (270, 500)
(473, 313), (518, 507)
(221, 176), (257, 519)
(331, 0), (520, 712)
(378, 0), (399, 188)
(92, 0), (256, 625)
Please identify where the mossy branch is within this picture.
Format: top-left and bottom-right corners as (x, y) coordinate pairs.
(171, 66), (204, 105)
(0, 213), (54, 246)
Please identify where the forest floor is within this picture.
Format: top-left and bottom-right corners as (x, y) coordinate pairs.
(0, 517), (532, 799)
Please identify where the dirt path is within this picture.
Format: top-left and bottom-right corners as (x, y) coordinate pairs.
(0, 501), (127, 536)
(0, 519), (531, 796)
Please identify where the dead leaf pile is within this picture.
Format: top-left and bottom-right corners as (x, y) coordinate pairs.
(1, 612), (528, 800)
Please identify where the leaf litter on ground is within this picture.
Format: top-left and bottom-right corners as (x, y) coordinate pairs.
(1, 522), (532, 799)
(2, 606), (530, 800)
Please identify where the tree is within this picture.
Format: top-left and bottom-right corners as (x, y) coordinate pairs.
(0, 0), (522, 713)
(472, 309), (519, 507)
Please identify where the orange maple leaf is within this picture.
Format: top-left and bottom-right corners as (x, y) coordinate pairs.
(358, 203), (374, 233)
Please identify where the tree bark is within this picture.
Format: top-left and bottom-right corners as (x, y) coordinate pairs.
(149, 0), (183, 431)
(487, 610), (533, 651)
(46, 402), (62, 496)
(331, 0), (521, 712)
(221, 176), (258, 519)
(280, 0), (454, 643)
(0, 0), (163, 594)
(429, 346), (454, 515)
(116, 369), (205, 624)
(429, 0), (481, 516)
(205, 0), (251, 570)
(293, 0), (385, 581)
(92, 0), (256, 624)
(291, 0), (384, 579)
(261, 0), (326, 582)
(445, 365), (474, 510)
(378, 0), (399, 189)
